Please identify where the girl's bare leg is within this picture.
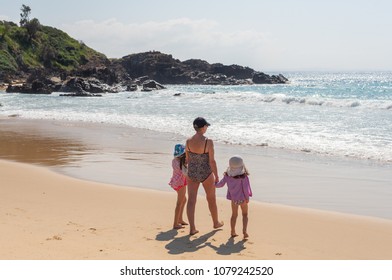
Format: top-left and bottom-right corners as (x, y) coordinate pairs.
(178, 187), (188, 225)
(202, 174), (224, 229)
(186, 180), (200, 235)
(240, 202), (249, 239)
(173, 187), (187, 229)
(230, 201), (239, 237)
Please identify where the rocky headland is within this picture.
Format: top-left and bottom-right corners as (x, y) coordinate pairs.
(4, 51), (289, 95)
(1, 19), (288, 95)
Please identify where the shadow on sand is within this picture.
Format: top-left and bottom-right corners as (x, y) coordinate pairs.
(205, 238), (247, 255)
(156, 229), (247, 256)
(155, 229), (179, 242)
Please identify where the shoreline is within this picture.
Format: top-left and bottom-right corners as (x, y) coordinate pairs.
(1, 117), (392, 259)
(1, 117), (392, 220)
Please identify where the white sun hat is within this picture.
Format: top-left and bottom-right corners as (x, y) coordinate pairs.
(227, 155), (246, 177)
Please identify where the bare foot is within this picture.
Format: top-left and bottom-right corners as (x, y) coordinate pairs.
(213, 221), (224, 229)
(231, 233), (238, 238)
(173, 224), (185, 229)
(180, 221), (189, 225)
(243, 233), (249, 239)
(189, 230), (199, 236)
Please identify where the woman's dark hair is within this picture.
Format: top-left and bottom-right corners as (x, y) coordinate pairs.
(194, 126), (203, 132)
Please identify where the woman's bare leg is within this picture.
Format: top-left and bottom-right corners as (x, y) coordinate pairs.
(202, 174), (224, 229)
(186, 180), (200, 235)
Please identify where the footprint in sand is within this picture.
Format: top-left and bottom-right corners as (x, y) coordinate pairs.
(67, 221), (83, 227)
(46, 235), (62, 241)
(67, 222), (98, 234)
(6, 208), (27, 217)
(14, 208), (27, 213)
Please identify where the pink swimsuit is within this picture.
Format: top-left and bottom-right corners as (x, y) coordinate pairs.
(169, 158), (187, 191)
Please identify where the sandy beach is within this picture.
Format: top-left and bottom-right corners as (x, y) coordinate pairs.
(1, 118), (392, 260)
(2, 159), (392, 260)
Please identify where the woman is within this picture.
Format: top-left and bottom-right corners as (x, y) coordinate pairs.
(185, 117), (223, 235)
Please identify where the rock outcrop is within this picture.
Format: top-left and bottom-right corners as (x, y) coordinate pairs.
(252, 72), (289, 84)
(6, 78), (61, 94)
(4, 51), (288, 95)
(115, 52), (272, 85)
(59, 77), (122, 94)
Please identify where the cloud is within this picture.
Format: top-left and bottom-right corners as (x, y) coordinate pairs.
(0, 15), (11, 21)
(61, 18), (275, 70)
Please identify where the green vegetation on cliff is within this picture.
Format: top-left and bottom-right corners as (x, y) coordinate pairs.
(0, 19), (107, 75)
(1, 5), (288, 87)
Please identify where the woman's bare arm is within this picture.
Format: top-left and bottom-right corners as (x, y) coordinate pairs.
(208, 139), (219, 182)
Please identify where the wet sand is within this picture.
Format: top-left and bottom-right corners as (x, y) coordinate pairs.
(1, 117), (392, 220)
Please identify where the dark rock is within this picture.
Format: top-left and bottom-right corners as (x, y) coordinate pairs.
(142, 79), (166, 91)
(277, 74), (289, 83)
(72, 66), (123, 86)
(31, 80), (53, 94)
(118, 52), (182, 84)
(116, 51), (287, 85)
(6, 84), (27, 93)
(60, 77), (98, 93)
(59, 77), (122, 93)
(135, 76), (150, 85)
(59, 92), (102, 97)
(211, 63), (254, 79)
(182, 59), (212, 72)
(126, 84), (138, 91)
(252, 72), (269, 84)
(252, 72), (288, 84)
(5, 73), (63, 94)
(6, 82), (52, 94)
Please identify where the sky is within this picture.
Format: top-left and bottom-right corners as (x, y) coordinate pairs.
(1, 0), (392, 72)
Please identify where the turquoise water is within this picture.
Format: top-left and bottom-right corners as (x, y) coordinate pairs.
(1, 72), (392, 164)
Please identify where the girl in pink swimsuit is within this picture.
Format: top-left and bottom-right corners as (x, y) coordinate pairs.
(215, 156), (252, 239)
(168, 144), (188, 229)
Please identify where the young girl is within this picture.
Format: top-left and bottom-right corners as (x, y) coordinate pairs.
(168, 144), (188, 229)
(215, 156), (252, 239)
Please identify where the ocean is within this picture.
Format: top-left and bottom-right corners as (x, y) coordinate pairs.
(1, 71), (392, 220)
(1, 71), (392, 164)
